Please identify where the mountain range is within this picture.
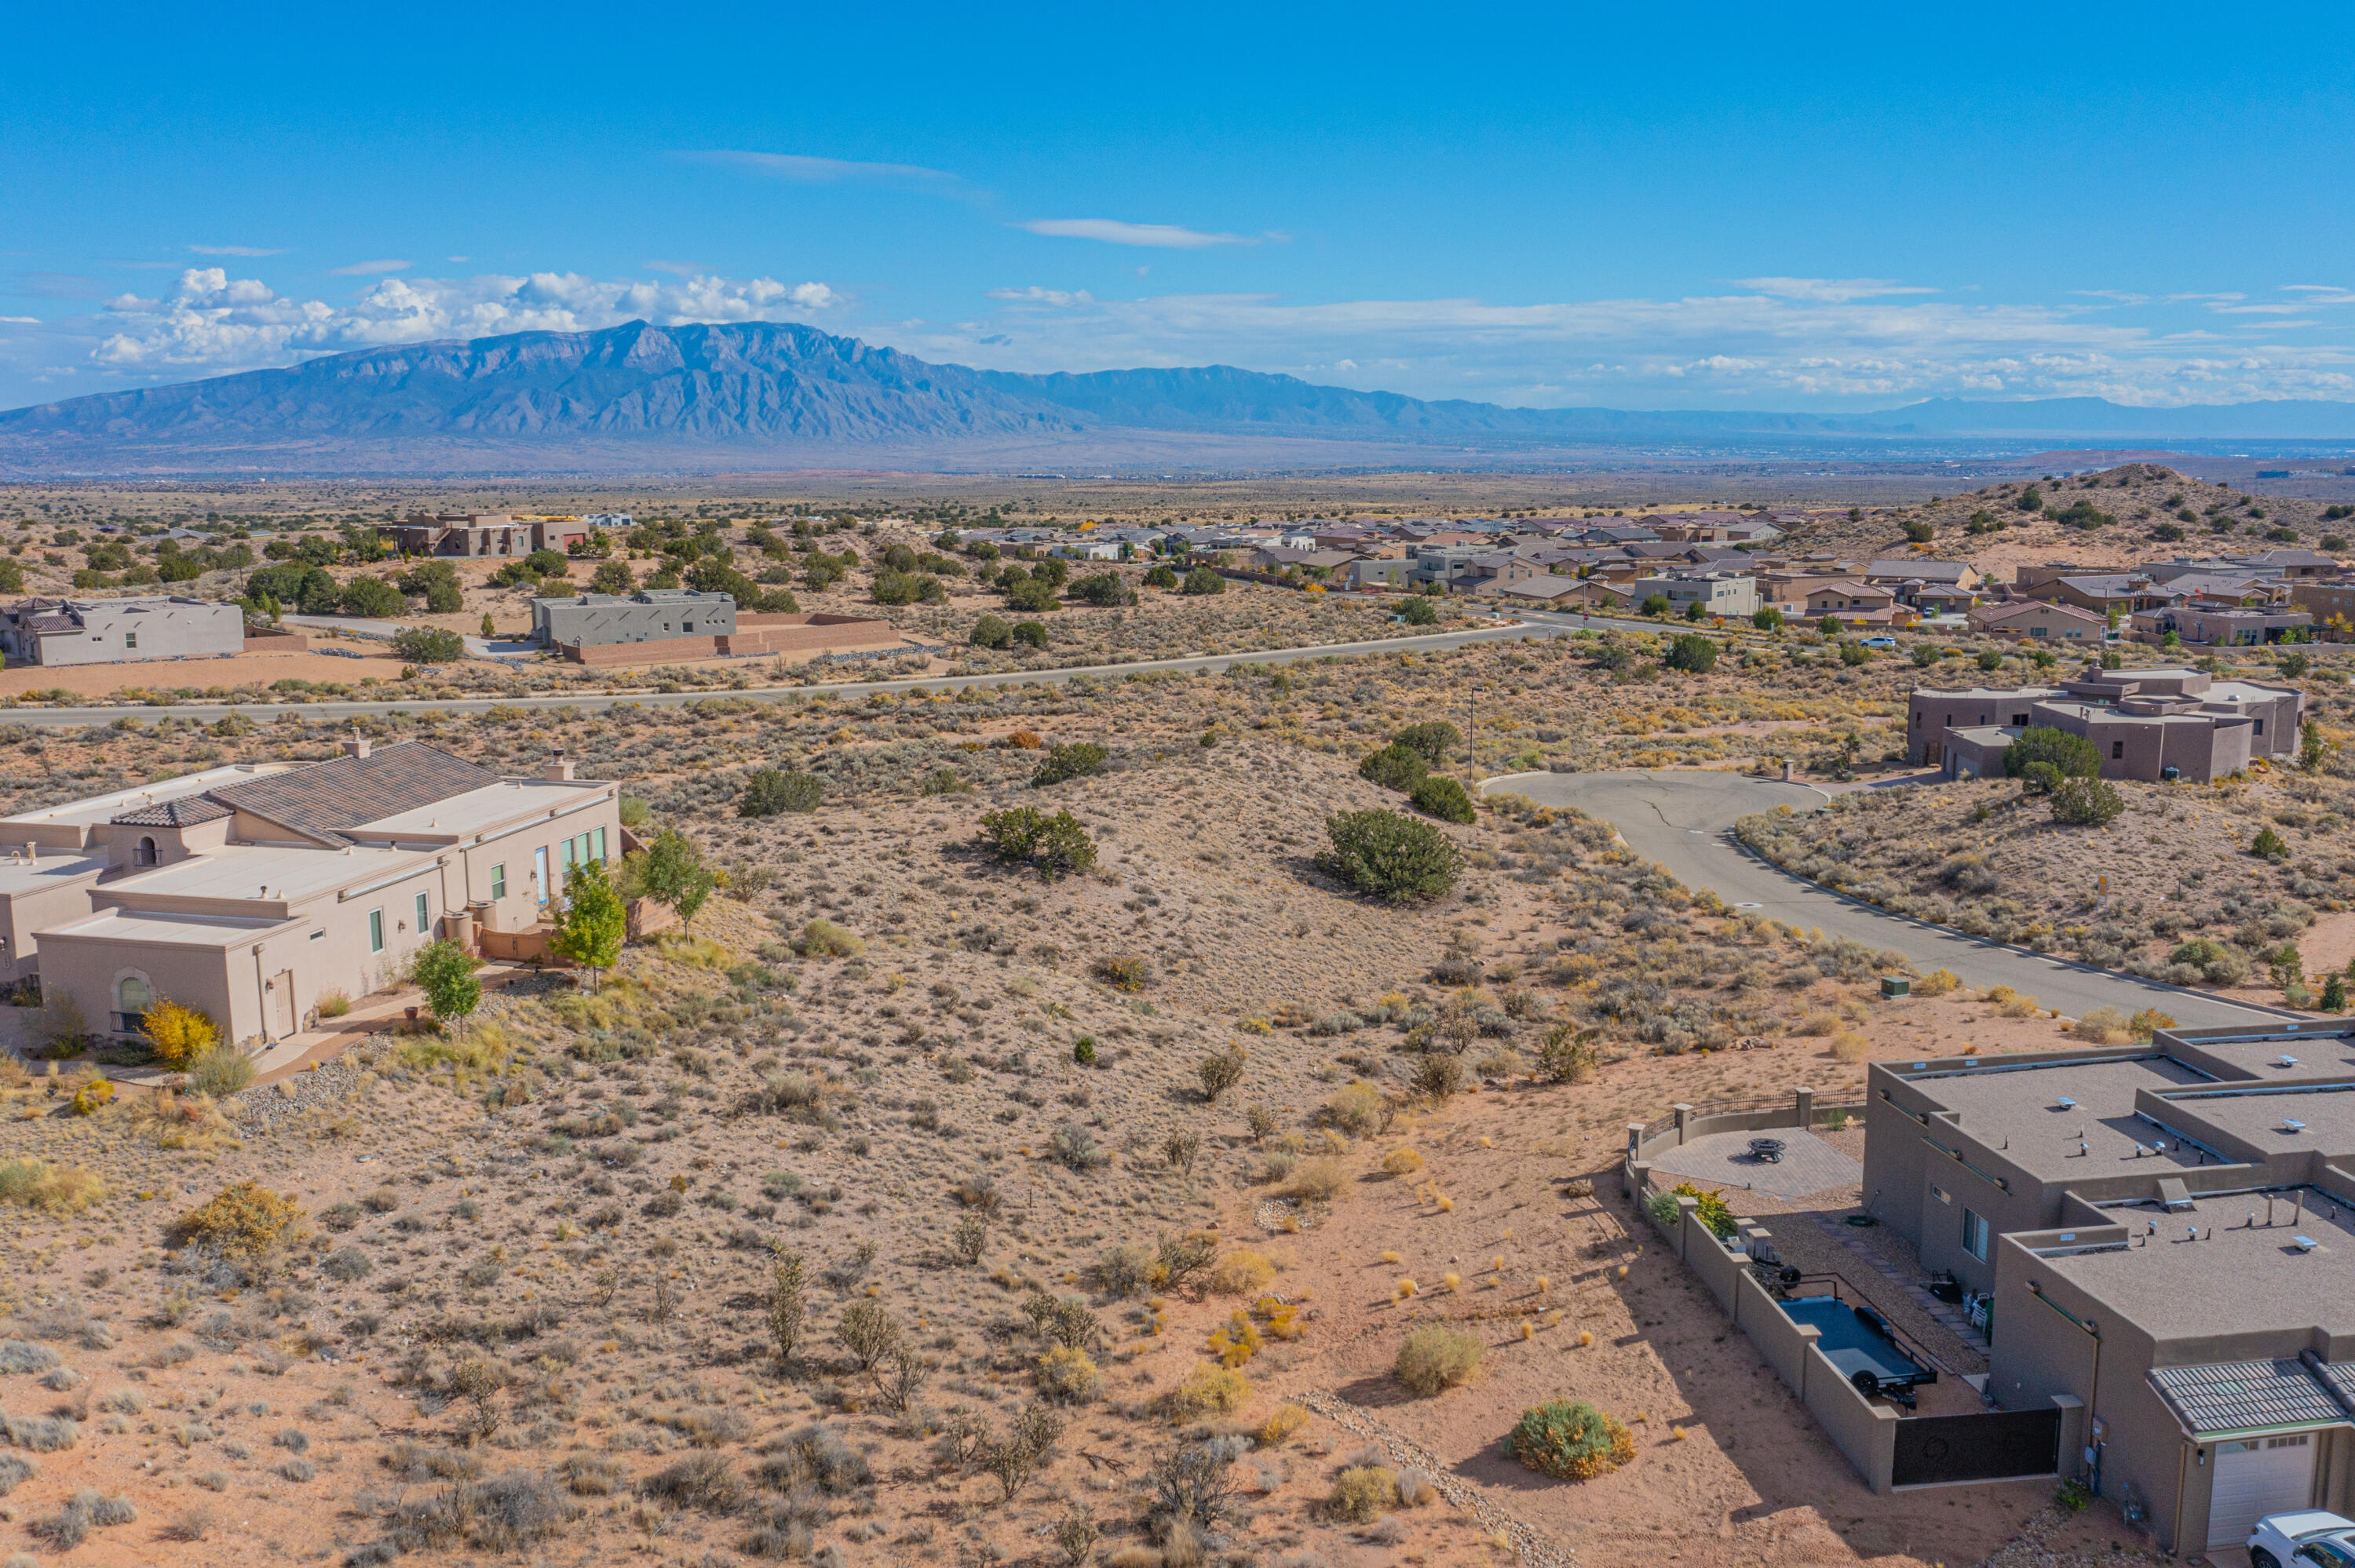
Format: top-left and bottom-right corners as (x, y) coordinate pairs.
(5, 319), (2355, 474)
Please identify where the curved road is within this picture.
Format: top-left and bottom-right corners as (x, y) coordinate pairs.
(0, 605), (1651, 731)
(1485, 768), (2286, 1027)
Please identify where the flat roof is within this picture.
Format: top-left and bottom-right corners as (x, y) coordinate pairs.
(1916, 1056), (2209, 1182)
(0, 853), (107, 895)
(2182, 1034), (2355, 1081)
(42, 908), (301, 950)
(2165, 1085), (2355, 1162)
(356, 778), (604, 838)
(104, 842), (427, 905)
(2042, 1190), (2355, 1346)
(0, 764), (291, 831)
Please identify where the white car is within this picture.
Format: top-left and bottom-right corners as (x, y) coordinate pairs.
(1860, 635), (1898, 649)
(2250, 1510), (2355, 1568)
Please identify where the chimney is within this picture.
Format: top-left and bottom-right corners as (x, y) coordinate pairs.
(343, 728), (371, 760)
(546, 746), (576, 782)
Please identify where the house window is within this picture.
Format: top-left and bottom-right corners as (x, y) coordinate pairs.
(134, 836), (158, 866)
(491, 863), (506, 899)
(414, 892), (429, 933)
(2112, 741), (2125, 759)
(2011, 713), (2029, 727)
(368, 909), (385, 954)
(592, 826), (608, 862)
(1962, 1208), (1990, 1262)
(2255, 719), (2265, 736)
(126, 631), (137, 648)
(116, 976), (149, 1033)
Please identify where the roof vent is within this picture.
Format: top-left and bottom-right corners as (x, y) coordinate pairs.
(2057, 1096), (2078, 1110)
(2276, 1055), (2299, 1068)
(342, 729), (371, 760)
(2293, 1235), (2319, 1252)
(2283, 1118), (2309, 1133)
(545, 747), (576, 782)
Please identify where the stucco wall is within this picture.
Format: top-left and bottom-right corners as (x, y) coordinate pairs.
(1802, 1341), (1900, 1493)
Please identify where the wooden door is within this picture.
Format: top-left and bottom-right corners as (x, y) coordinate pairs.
(273, 971), (296, 1037)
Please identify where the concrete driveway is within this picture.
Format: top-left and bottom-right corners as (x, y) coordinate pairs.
(1485, 768), (2285, 1027)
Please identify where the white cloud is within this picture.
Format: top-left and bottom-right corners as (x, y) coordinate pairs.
(0, 316), (38, 325)
(680, 151), (961, 188)
(187, 244), (286, 257)
(1018, 219), (1253, 250)
(86, 267), (842, 373)
(329, 259), (413, 276)
(984, 286), (1094, 307)
(645, 260), (710, 276)
(1732, 277), (1938, 303)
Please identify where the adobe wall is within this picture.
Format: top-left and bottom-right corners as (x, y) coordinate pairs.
(561, 614), (899, 665)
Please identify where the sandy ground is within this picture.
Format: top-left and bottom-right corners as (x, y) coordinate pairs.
(0, 647), (415, 698)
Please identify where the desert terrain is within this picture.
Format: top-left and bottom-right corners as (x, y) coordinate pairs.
(0, 636), (2217, 1568)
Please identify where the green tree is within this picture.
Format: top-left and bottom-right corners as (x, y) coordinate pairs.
(1390, 722), (1461, 765)
(1640, 593), (1672, 618)
(390, 627), (464, 663)
(2251, 825), (2290, 862)
(1319, 809), (1462, 903)
(550, 858), (626, 990)
(1817, 613), (1843, 636)
(1398, 594), (1438, 625)
(1409, 775), (1476, 823)
(397, 560), (464, 612)
(338, 574), (405, 618)
(1144, 563), (1180, 589)
(1012, 621), (1049, 647)
(639, 829), (717, 932)
(2050, 775), (2124, 827)
(411, 939), (483, 1039)
(977, 806), (1097, 880)
(1357, 742), (1428, 793)
(1181, 566), (1226, 596)
(1031, 743), (1108, 787)
(1838, 640), (1871, 666)
(971, 614), (1015, 650)
(1751, 605), (1784, 630)
(2016, 485), (2043, 512)
(1682, 598), (1707, 622)
(1901, 518), (1935, 543)
(2003, 725), (2101, 782)
(1068, 572), (1132, 607)
(1665, 633), (1718, 674)
(1006, 577), (1061, 612)
(590, 557), (636, 596)
(1977, 648), (2003, 671)
(2300, 718), (2329, 773)
(480, 612), (496, 638)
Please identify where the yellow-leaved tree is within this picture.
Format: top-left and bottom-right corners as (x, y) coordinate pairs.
(144, 997), (220, 1069)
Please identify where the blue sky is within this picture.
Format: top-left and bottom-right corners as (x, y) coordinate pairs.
(5, 2), (2355, 413)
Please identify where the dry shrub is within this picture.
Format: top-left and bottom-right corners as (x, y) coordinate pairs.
(1915, 968), (1960, 996)
(1828, 1031), (1871, 1063)
(1324, 1465), (1396, 1523)
(2129, 1008), (2177, 1041)
(173, 1181), (304, 1261)
(0, 1159), (106, 1215)
(1985, 985), (2040, 1018)
(1321, 1081), (1388, 1136)
(1209, 1250), (1276, 1296)
(1035, 1347), (1102, 1404)
(1794, 1011), (1839, 1037)
(1256, 1404), (1310, 1447)
(1285, 1159), (1346, 1204)
(1163, 1364), (1251, 1420)
(1393, 1326), (1482, 1396)
(1380, 1147), (1425, 1176)
(2072, 1006), (2134, 1045)
(129, 1092), (241, 1152)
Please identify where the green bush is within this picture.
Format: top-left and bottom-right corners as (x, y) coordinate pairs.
(2004, 725), (2101, 782)
(2252, 826), (2291, 861)
(1068, 572), (1132, 607)
(338, 575), (405, 618)
(397, 561), (464, 611)
(1012, 621), (1049, 648)
(739, 768), (824, 817)
(1398, 594), (1438, 625)
(1357, 742), (1428, 792)
(1752, 606), (1783, 630)
(1506, 1400), (1634, 1480)
(1409, 775), (1475, 824)
(970, 614), (1014, 650)
(1838, 640), (1871, 666)
(1143, 563), (1180, 589)
(1181, 567), (1226, 596)
(2050, 776), (2124, 827)
(977, 806), (1098, 881)
(1665, 633), (1718, 673)
(1031, 743), (1108, 787)
(2167, 938), (2248, 986)
(187, 1045), (256, 1098)
(1641, 593), (1672, 618)
(390, 627), (464, 663)
(247, 563), (339, 616)
(1320, 809), (1461, 903)
(2017, 760), (2061, 796)
(1392, 722), (1461, 765)
(1006, 578), (1061, 613)
(1393, 1326), (1483, 1395)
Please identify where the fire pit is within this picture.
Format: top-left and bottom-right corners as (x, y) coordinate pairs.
(1747, 1137), (1786, 1163)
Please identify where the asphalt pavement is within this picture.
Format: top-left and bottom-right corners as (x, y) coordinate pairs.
(1484, 767), (2287, 1026)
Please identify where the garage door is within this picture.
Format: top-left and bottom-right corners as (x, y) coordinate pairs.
(2209, 1434), (2317, 1548)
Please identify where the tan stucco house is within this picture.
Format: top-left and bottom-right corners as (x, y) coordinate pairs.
(0, 738), (620, 1052)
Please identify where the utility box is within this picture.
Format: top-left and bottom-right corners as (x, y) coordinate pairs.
(1880, 976), (1911, 998)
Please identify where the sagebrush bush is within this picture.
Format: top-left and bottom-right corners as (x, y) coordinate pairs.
(1286, 1158), (1346, 1203)
(1380, 1147), (1424, 1176)
(1324, 1465), (1396, 1523)
(0, 1159), (105, 1214)
(1506, 1399), (1634, 1480)
(1393, 1326), (1483, 1395)
(1165, 1364), (1251, 1420)
(1034, 1347), (1103, 1404)
(1209, 1250), (1276, 1296)
(1322, 1081), (1388, 1136)
(173, 1181), (303, 1261)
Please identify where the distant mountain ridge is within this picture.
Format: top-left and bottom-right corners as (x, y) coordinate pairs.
(4, 318), (2354, 472)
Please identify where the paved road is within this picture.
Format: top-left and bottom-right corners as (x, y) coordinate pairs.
(2, 606), (1669, 730)
(1485, 768), (2287, 1026)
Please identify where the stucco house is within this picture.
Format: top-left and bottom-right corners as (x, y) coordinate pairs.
(0, 596), (245, 666)
(1908, 665), (2303, 782)
(0, 738), (620, 1052)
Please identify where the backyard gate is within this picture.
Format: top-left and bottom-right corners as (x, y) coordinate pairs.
(1892, 1409), (2061, 1486)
